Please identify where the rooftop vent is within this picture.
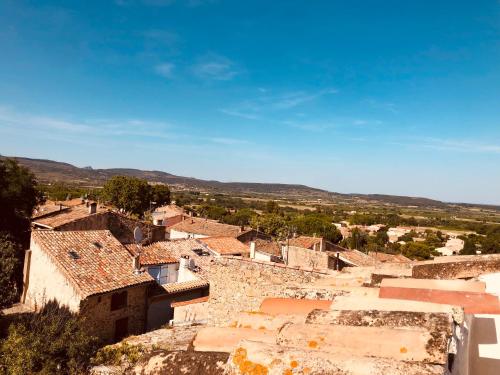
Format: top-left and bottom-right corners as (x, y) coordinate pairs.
(93, 241), (102, 249)
(68, 250), (80, 260)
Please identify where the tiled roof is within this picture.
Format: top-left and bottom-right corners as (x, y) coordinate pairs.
(368, 251), (411, 263)
(171, 296), (209, 308)
(162, 279), (209, 294)
(199, 236), (249, 256)
(170, 217), (243, 237)
(337, 249), (376, 267)
(251, 239), (282, 257)
(288, 236), (322, 249)
(154, 204), (184, 218)
(125, 243), (179, 266)
(32, 205), (101, 228)
(32, 204), (70, 219)
(32, 230), (154, 298)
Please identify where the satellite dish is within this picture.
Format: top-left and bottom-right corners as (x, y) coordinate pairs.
(134, 227), (143, 244)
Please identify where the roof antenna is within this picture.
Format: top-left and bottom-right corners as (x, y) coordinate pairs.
(133, 226), (143, 274)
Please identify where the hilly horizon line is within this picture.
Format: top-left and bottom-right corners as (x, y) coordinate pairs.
(4, 155), (500, 209)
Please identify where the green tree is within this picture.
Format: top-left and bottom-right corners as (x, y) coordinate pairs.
(0, 233), (22, 310)
(102, 176), (164, 216)
(0, 300), (100, 375)
(0, 159), (42, 307)
(250, 213), (288, 238)
(401, 242), (436, 260)
(347, 228), (369, 250)
(223, 208), (255, 226)
(375, 230), (389, 246)
(150, 184), (170, 207)
(0, 159), (42, 241)
(265, 200), (280, 214)
(291, 214), (342, 243)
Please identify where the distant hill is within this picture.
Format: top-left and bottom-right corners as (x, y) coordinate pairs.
(5, 156), (330, 197)
(4, 156), (498, 210)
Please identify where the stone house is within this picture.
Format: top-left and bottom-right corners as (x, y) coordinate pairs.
(151, 204), (186, 228)
(22, 230), (209, 342)
(31, 203), (164, 244)
(22, 230), (155, 343)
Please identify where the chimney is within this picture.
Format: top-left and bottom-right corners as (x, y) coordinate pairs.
(132, 254), (141, 274)
(180, 255), (190, 269)
(250, 241), (256, 259)
(320, 238), (325, 252)
(59, 204), (63, 211)
(240, 225), (245, 233)
(89, 202), (97, 214)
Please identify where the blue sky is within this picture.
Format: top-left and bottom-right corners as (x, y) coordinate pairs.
(1, 0), (499, 204)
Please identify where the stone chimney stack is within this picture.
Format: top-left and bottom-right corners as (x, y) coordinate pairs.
(180, 255), (190, 269)
(89, 202), (97, 214)
(250, 241), (256, 259)
(132, 254), (141, 274)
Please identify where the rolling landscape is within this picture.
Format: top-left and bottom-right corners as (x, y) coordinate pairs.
(5, 156), (499, 211)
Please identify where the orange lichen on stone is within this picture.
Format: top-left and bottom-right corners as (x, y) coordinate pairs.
(283, 369), (293, 375)
(258, 326), (266, 330)
(233, 347), (248, 366)
(400, 347), (408, 353)
(289, 360), (299, 368)
(232, 346), (268, 375)
(229, 321), (238, 328)
(270, 358), (282, 367)
(308, 340), (318, 349)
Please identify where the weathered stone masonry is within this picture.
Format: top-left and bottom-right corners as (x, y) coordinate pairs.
(207, 257), (336, 326)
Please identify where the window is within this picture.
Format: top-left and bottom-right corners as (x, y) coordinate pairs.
(110, 291), (127, 311)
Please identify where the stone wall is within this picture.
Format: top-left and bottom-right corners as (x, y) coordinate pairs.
(286, 246), (330, 269)
(80, 285), (149, 344)
(412, 255), (500, 279)
(56, 211), (164, 244)
(207, 257), (333, 326)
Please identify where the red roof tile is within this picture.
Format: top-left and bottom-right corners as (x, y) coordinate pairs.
(199, 236), (249, 256)
(126, 242), (179, 266)
(170, 217), (243, 237)
(288, 236), (322, 249)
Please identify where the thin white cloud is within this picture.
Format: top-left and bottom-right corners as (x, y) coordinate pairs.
(390, 137), (500, 154)
(220, 88), (338, 122)
(208, 137), (250, 145)
(192, 54), (239, 81)
(219, 109), (260, 120)
(421, 138), (500, 154)
(272, 88), (337, 109)
(0, 106), (174, 140)
(155, 62), (175, 78)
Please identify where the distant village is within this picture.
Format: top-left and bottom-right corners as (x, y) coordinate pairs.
(0, 189), (495, 375)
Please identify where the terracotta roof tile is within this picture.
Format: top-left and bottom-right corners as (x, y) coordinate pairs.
(32, 205), (102, 228)
(32, 230), (154, 298)
(368, 251), (411, 263)
(199, 236), (249, 256)
(154, 204), (184, 218)
(162, 279), (209, 294)
(336, 249), (376, 267)
(170, 217), (243, 237)
(125, 243), (179, 266)
(250, 239), (282, 257)
(288, 236), (322, 249)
